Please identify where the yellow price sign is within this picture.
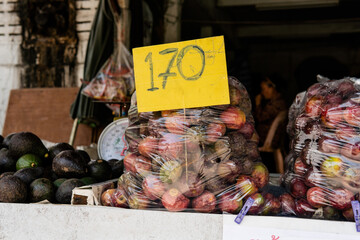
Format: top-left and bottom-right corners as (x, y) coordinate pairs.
(133, 36), (230, 112)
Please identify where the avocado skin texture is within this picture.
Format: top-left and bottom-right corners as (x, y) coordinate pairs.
(0, 148), (17, 172)
(2, 132), (15, 148)
(8, 132), (48, 159)
(14, 167), (44, 185)
(108, 159), (124, 178)
(52, 150), (88, 178)
(29, 178), (54, 203)
(48, 143), (74, 161)
(75, 150), (91, 164)
(88, 160), (112, 182)
(55, 178), (84, 204)
(0, 175), (27, 203)
(0, 172), (15, 180)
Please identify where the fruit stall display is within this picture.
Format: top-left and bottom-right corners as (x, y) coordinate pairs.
(282, 76), (360, 221)
(100, 76), (275, 214)
(0, 132), (123, 204)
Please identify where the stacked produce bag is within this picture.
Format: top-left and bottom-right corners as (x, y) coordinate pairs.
(283, 76), (360, 221)
(101, 77), (271, 213)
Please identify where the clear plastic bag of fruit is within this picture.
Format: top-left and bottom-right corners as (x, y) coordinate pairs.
(101, 76), (272, 213)
(282, 75), (360, 221)
(82, 17), (134, 103)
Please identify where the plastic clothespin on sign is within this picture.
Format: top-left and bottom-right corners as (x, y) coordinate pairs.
(234, 197), (255, 224)
(351, 200), (360, 232)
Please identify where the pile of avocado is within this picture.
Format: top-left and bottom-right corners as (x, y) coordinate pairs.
(0, 132), (124, 204)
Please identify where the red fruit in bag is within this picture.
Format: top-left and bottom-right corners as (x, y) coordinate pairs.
(247, 193), (265, 215)
(304, 167), (323, 188)
(338, 80), (356, 98)
(142, 175), (166, 200)
(305, 96), (324, 118)
(101, 189), (116, 206)
(111, 188), (128, 208)
(295, 198), (316, 218)
(165, 115), (190, 135)
(128, 192), (149, 210)
(162, 188), (190, 212)
(251, 162), (269, 189)
(294, 157), (309, 176)
(307, 83), (328, 98)
(318, 136), (341, 154)
(261, 193), (281, 215)
(220, 106), (246, 130)
(343, 104), (360, 127)
(330, 188), (354, 210)
(340, 141), (360, 161)
(217, 159), (242, 183)
(123, 153), (152, 176)
(279, 193), (296, 215)
(321, 104), (343, 128)
(138, 136), (158, 158)
(192, 191), (217, 213)
(335, 126), (357, 142)
(218, 191), (243, 214)
(306, 187), (327, 208)
(206, 122), (226, 143)
(290, 178), (308, 199)
(238, 122), (255, 140)
(177, 171), (204, 198)
(236, 175), (258, 197)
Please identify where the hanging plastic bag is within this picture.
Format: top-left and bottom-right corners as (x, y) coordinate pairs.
(81, 4), (135, 106)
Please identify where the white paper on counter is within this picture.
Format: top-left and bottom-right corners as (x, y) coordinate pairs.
(223, 215), (359, 240)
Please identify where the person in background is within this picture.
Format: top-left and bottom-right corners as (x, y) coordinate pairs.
(254, 74), (287, 149)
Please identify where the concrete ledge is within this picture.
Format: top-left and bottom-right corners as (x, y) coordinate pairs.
(0, 203), (223, 240)
(0, 203), (358, 240)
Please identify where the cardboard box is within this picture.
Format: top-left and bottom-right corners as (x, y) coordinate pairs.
(71, 179), (117, 205)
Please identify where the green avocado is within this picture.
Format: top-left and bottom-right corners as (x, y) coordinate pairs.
(55, 178), (84, 204)
(29, 178), (55, 203)
(88, 159), (112, 182)
(53, 178), (67, 189)
(16, 154), (42, 171)
(80, 176), (97, 185)
(0, 175), (27, 203)
(8, 132), (49, 160)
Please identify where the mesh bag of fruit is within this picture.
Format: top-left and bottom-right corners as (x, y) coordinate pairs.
(282, 76), (360, 221)
(101, 76), (272, 213)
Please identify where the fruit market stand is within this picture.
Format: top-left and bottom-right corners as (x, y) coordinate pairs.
(0, 203), (358, 240)
(1, 37), (360, 240)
